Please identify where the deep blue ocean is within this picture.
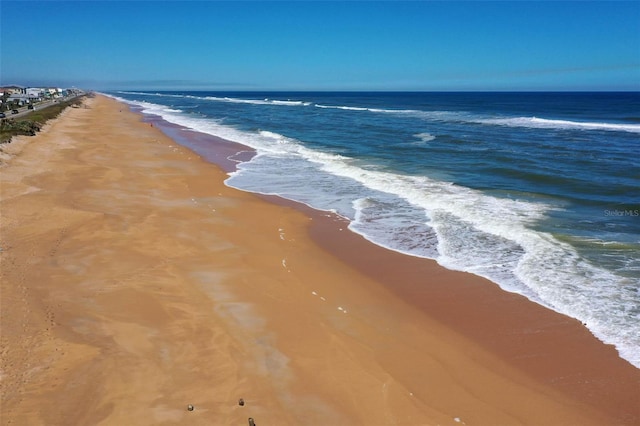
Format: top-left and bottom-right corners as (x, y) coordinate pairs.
(109, 91), (640, 368)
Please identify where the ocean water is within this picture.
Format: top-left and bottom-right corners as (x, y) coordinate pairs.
(109, 91), (640, 368)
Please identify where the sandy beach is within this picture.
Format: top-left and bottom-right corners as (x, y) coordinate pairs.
(1, 95), (638, 425)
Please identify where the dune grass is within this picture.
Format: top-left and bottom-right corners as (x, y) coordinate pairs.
(1, 95), (88, 144)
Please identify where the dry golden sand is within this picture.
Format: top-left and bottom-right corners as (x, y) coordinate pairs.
(0, 95), (637, 425)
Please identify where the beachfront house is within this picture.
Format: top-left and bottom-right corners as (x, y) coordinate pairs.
(46, 88), (63, 98)
(27, 88), (45, 101)
(7, 93), (30, 106)
(1, 86), (26, 95)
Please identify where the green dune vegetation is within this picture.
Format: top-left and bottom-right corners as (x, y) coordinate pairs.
(0, 94), (89, 144)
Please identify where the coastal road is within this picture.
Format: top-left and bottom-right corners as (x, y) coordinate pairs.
(1, 97), (79, 120)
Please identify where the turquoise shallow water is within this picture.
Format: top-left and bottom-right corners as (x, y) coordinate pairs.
(110, 91), (640, 368)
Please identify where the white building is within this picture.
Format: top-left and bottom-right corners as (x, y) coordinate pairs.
(7, 94), (30, 105)
(26, 88), (44, 100)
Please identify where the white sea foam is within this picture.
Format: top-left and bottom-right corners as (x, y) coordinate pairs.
(315, 104), (371, 111)
(109, 95), (640, 369)
(315, 102), (640, 133)
(315, 104), (421, 115)
(116, 91), (312, 107)
(202, 96), (312, 106)
(414, 132), (436, 143)
(479, 116), (640, 133)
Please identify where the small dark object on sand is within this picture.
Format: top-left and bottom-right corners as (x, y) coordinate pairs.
(238, 398), (245, 406)
(187, 404), (194, 411)
(248, 417), (256, 426)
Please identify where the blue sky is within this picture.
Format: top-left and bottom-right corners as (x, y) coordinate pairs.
(2, 1), (639, 91)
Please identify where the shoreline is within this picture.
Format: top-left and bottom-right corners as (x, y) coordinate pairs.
(1, 94), (638, 425)
(127, 93), (640, 369)
(142, 101), (640, 416)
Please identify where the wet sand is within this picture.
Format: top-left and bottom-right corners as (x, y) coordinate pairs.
(1, 95), (638, 425)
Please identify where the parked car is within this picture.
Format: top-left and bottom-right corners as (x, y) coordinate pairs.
(28, 105), (34, 110)
(0, 112), (6, 118)
(11, 109), (19, 114)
